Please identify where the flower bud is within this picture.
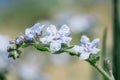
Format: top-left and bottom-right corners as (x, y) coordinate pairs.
(15, 35), (25, 45)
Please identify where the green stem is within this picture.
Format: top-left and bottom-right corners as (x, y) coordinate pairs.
(63, 49), (79, 56)
(89, 61), (112, 80)
(109, 70), (115, 80)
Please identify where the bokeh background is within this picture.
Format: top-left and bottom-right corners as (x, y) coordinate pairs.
(0, 0), (115, 80)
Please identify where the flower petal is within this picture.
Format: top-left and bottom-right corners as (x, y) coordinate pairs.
(25, 28), (35, 42)
(79, 53), (90, 60)
(40, 36), (48, 44)
(80, 35), (90, 47)
(90, 38), (100, 48)
(50, 41), (61, 52)
(72, 45), (82, 54)
(25, 33), (34, 42)
(62, 37), (72, 44)
(25, 28), (31, 35)
(47, 25), (57, 34)
(25, 28), (34, 35)
(33, 23), (41, 29)
(59, 25), (70, 36)
(40, 36), (53, 44)
(91, 48), (100, 54)
(32, 23), (44, 35)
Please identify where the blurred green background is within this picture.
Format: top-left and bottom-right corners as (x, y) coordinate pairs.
(0, 0), (114, 80)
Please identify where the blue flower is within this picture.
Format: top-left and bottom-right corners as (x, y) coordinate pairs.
(25, 23), (44, 42)
(72, 35), (100, 60)
(40, 25), (72, 52)
(15, 35), (24, 44)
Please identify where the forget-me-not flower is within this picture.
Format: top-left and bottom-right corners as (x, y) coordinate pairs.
(40, 25), (72, 52)
(72, 35), (100, 60)
(25, 23), (44, 42)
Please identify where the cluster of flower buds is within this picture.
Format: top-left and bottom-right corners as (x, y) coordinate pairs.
(15, 23), (44, 44)
(7, 22), (100, 62)
(7, 23), (45, 59)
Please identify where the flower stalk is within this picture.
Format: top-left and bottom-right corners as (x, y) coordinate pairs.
(7, 23), (114, 80)
(88, 60), (112, 80)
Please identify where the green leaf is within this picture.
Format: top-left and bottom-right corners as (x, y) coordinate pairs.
(52, 50), (64, 54)
(34, 43), (49, 51)
(65, 46), (74, 49)
(61, 44), (74, 49)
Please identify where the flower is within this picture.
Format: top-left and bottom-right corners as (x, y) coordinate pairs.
(72, 35), (100, 60)
(25, 23), (44, 42)
(40, 25), (72, 52)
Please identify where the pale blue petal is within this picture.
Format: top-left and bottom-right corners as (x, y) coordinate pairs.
(91, 48), (100, 54)
(62, 37), (72, 44)
(47, 25), (57, 34)
(52, 39), (62, 44)
(59, 25), (70, 36)
(72, 45), (81, 54)
(33, 23), (41, 29)
(79, 53), (90, 60)
(25, 28), (35, 35)
(25, 28), (35, 42)
(40, 36), (48, 44)
(25, 28), (31, 35)
(79, 46), (86, 53)
(80, 35), (90, 42)
(80, 35), (90, 47)
(50, 41), (61, 52)
(25, 33), (34, 42)
(32, 23), (44, 35)
(40, 36), (52, 44)
(90, 38), (100, 48)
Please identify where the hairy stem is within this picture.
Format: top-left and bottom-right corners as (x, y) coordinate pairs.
(88, 60), (112, 80)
